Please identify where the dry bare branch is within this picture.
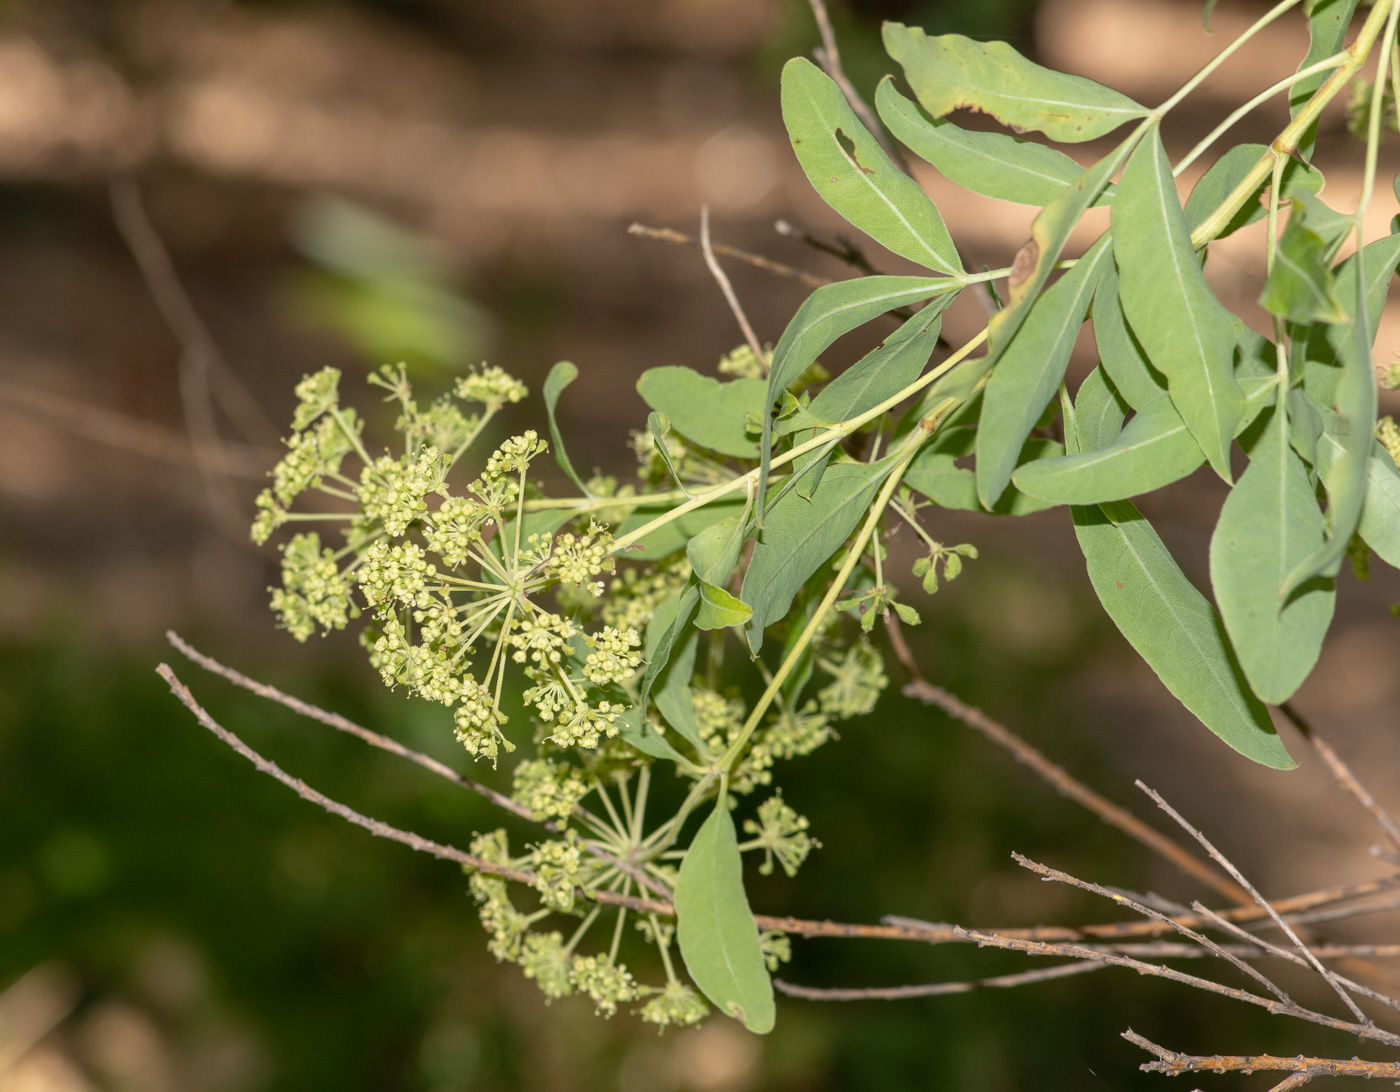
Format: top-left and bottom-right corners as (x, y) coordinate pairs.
(699, 206), (767, 366)
(1123, 1029), (1400, 1082)
(627, 223), (830, 289)
(881, 614), (1248, 904)
(1138, 781), (1374, 1026)
(1280, 702), (1400, 852)
(804, 0), (909, 173)
(774, 960), (1103, 1001)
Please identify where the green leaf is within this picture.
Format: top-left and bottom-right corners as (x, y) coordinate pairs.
(1298, 235), (1400, 406)
(977, 234), (1112, 509)
(1317, 423), (1400, 571)
(1202, 0), (1219, 31)
(1209, 409), (1335, 704)
(696, 582), (753, 629)
(983, 130), (1139, 383)
(907, 433), (1061, 514)
(1284, 243), (1380, 595)
(1014, 394), (1203, 504)
(675, 796), (775, 1033)
(1072, 498), (1292, 768)
(616, 704), (691, 764)
(1291, 0), (1360, 158)
(783, 58), (961, 275)
(1092, 260), (1168, 410)
(617, 499), (746, 560)
(789, 297), (949, 497)
(543, 361), (591, 496)
(744, 458), (896, 652)
(1114, 126), (1244, 480)
(1182, 145), (1322, 238)
(1260, 199), (1349, 324)
(875, 80), (1114, 207)
(643, 584), (704, 751)
(758, 276), (948, 515)
(638, 367), (767, 459)
(1074, 364), (1129, 453)
(883, 23), (1148, 143)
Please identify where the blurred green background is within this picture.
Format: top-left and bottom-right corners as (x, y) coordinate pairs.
(3, 0), (1400, 1089)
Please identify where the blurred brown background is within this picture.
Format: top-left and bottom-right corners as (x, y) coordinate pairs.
(1, 0), (1399, 1089)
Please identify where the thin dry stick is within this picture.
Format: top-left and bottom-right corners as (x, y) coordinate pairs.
(1189, 900), (1400, 1016)
(157, 661), (679, 916)
(164, 632), (672, 900)
(111, 181), (246, 534)
(627, 223), (830, 289)
(805, 0), (910, 173)
(166, 631), (532, 822)
(1267, 1074), (1312, 1092)
(954, 925), (1400, 1048)
(109, 179), (275, 446)
(1013, 853), (1293, 1005)
(1123, 1029), (1400, 1082)
(774, 960), (1103, 1001)
(699, 206), (767, 366)
(0, 379), (271, 478)
(1138, 781), (1374, 1026)
(882, 616), (1248, 904)
(1280, 702), (1400, 852)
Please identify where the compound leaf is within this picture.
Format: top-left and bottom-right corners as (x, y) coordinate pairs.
(675, 797), (775, 1034)
(783, 58), (961, 275)
(884, 23), (1148, 143)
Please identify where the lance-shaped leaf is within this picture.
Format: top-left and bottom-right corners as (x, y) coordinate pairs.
(1284, 245), (1380, 596)
(543, 361), (590, 495)
(1114, 127), (1244, 480)
(696, 584), (752, 629)
(615, 704), (691, 764)
(875, 79), (1114, 207)
(744, 457), (897, 652)
(1063, 397), (1290, 767)
(883, 23), (1148, 143)
(675, 796), (774, 1034)
(758, 276), (947, 515)
(977, 234), (1112, 509)
(1072, 498), (1293, 767)
(638, 367), (766, 459)
(1292, 0), (1360, 159)
(1260, 198), (1349, 324)
(1074, 364), (1129, 453)
(1182, 145), (1323, 238)
(783, 58), (961, 275)
(982, 131), (1139, 386)
(1210, 409), (1335, 704)
(1092, 260), (1168, 410)
(644, 585), (705, 753)
(789, 297), (949, 497)
(1015, 394), (1203, 504)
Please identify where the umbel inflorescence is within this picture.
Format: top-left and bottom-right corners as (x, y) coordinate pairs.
(252, 360), (894, 1025)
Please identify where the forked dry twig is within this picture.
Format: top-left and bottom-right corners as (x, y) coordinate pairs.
(627, 223), (830, 289)
(699, 206), (767, 367)
(1123, 1029), (1400, 1083)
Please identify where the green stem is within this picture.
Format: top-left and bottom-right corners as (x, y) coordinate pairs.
(1190, 0), (1400, 248)
(1173, 51), (1349, 176)
(718, 435), (926, 773)
(1155, 0), (1305, 116)
(610, 327), (988, 555)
